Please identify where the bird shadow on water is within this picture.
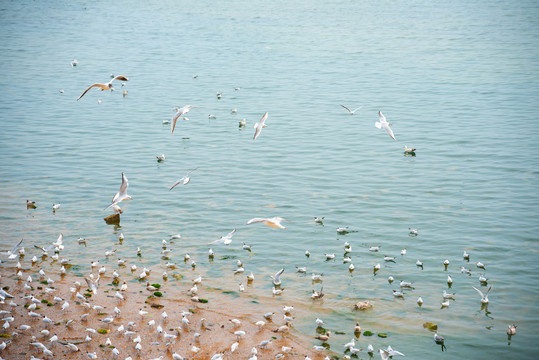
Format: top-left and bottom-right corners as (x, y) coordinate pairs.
(478, 303), (493, 319)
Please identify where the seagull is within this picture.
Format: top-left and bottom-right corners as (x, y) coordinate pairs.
(77, 75), (129, 100)
(507, 324), (517, 336)
(375, 111), (396, 140)
(104, 172), (131, 211)
(246, 217), (286, 229)
(272, 287), (284, 295)
(27, 200), (37, 209)
(171, 105), (197, 134)
(311, 287), (324, 299)
(270, 268), (284, 286)
(253, 112), (268, 140)
(156, 154), (166, 162)
(441, 290), (455, 301)
(336, 226), (349, 234)
(434, 333), (446, 348)
(170, 168), (199, 190)
(399, 280), (413, 288)
(314, 216), (324, 224)
(404, 145), (416, 154)
(52, 203), (61, 211)
(1, 239), (23, 258)
(409, 227), (418, 235)
(210, 229), (236, 245)
(472, 286), (491, 304)
(340, 105), (362, 115)
(417, 297), (423, 306)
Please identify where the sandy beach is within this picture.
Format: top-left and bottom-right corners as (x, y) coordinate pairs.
(0, 262), (329, 360)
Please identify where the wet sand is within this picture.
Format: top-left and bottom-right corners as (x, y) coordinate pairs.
(0, 265), (329, 360)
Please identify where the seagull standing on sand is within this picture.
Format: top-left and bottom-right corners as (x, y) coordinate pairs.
(375, 111), (396, 140)
(77, 75), (129, 100)
(170, 168), (199, 190)
(104, 173), (131, 211)
(253, 112), (268, 140)
(171, 105), (197, 134)
(246, 217), (286, 229)
(340, 105), (362, 115)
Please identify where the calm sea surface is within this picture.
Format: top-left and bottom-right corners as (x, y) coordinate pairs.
(1, 0), (539, 358)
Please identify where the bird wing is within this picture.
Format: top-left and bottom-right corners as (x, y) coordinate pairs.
(384, 124), (396, 140)
(378, 111), (387, 123)
(9, 238), (23, 255)
(253, 126), (262, 140)
(379, 349), (390, 360)
(77, 83), (103, 100)
(187, 167), (199, 175)
(226, 228), (236, 239)
(34, 244), (47, 252)
(171, 110), (183, 134)
(472, 286), (484, 298)
(340, 105), (352, 113)
(485, 286), (492, 296)
(246, 218), (266, 225)
(388, 348), (405, 357)
(274, 268), (284, 281)
(55, 233), (63, 246)
(352, 106), (363, 113)
(169, 177), (184, 191)
(112, 75), (129, 82)
(259, 112), (268, 125)
(119, 172), (129, 194)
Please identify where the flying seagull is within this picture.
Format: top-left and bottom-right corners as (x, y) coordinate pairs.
(375, 111), (396, 140)
(104, 173), (132, 211)
(210, 229), (236, 245)
(171, 105), (197, 134)
(246, 217), (286, 229)
(253, 112), (268, 140)
(170, 168), (199, 190)
(340, 105), (362, 115)
(77, 75), (129, 100)
(1, 239), (23, 259)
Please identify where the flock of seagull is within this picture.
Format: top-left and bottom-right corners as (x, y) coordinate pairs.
(0, 64), (516, 360)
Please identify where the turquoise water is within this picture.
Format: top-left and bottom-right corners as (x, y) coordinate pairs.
(1, 0), (539, 358)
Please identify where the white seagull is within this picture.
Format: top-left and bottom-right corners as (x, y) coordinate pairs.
(246, 217), (286, 229)
(210, 229), (236, 245)
(171, 105), (197, 134)
(77, 75), (129, 100)
(270, 268), (284, 286)
(1, 239), (23, 259)
(253, 112), (268, 140)
(169, 168), (199, 190)
(340, 105), (362, 115)
(375, 111), (396, 140)
(472, 286), (492, 304)
(104, 173), (131, 211)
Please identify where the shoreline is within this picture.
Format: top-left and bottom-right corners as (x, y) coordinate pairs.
(0, 264), (329, 359)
